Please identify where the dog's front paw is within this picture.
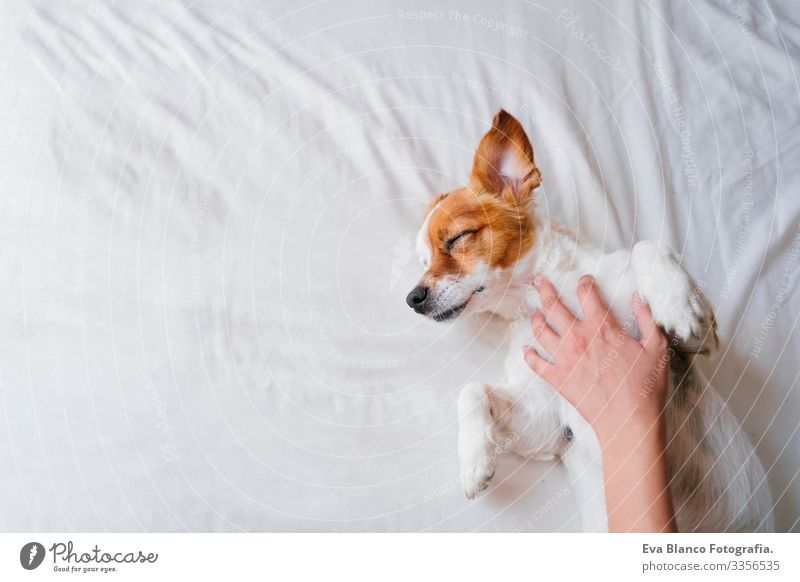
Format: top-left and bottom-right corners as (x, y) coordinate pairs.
(632, 241), (718, 353)
(459, 444), (497, 500)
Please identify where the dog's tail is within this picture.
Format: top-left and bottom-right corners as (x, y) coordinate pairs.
(664, 351), (774, 532)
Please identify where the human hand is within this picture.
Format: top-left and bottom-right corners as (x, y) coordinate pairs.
(523, 274), (671, 445)
(523, 274), (676, 532)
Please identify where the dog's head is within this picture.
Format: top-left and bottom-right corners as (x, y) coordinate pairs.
(406, 110), (542, 321)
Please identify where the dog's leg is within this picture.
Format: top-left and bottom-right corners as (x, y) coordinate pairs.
(457, 381), (518, 499)
(559, 409), (608, 532)
(631, 240), (718, 355)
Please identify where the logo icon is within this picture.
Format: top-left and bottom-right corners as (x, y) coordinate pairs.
(20, 542), (45, 570)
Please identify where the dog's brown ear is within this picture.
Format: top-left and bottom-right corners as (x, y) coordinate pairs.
(425, 192), (449, 215)
(469, 110), (541, 202)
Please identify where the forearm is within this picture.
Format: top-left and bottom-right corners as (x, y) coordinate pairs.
(600, 419), (676, 533)
(525, 277), (676, 531)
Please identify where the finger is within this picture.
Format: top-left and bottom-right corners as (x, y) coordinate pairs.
(530, 308), (561, 354)
(634, 294), (667, 354)
(523, 345), (558, 384)
(577, 275), (617, 328)
(534, 275), (577, 332)
(524, 346), (582, 405)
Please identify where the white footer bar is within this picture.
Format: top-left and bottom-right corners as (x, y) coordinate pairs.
(1, 533), (797, 581)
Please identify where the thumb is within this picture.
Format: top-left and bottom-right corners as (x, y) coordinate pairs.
(523, 346), (581, 406)
(523, 345), (556, 384)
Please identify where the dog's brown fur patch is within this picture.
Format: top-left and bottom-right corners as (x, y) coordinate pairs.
(421, 110), (541, 282)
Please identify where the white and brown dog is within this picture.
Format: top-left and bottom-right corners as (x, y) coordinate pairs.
(406, 110), (773, 532)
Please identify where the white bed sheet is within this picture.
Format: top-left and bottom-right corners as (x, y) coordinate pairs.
(1, 0), (798, 532)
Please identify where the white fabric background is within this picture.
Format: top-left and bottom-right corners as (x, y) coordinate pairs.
(0, 0), (798, 532)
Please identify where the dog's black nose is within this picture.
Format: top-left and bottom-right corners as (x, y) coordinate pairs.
(406, 286), (429, 310)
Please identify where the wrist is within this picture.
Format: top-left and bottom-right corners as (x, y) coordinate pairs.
(600, 414), (675, 533)
(596, 411), (665, 452)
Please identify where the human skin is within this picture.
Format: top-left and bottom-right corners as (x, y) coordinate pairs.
(523, 275), (676, 533)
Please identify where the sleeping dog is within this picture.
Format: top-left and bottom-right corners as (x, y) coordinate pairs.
(406, 110), (773, 532)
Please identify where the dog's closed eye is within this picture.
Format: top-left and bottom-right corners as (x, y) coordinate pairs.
(446, 229), (479, 252)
